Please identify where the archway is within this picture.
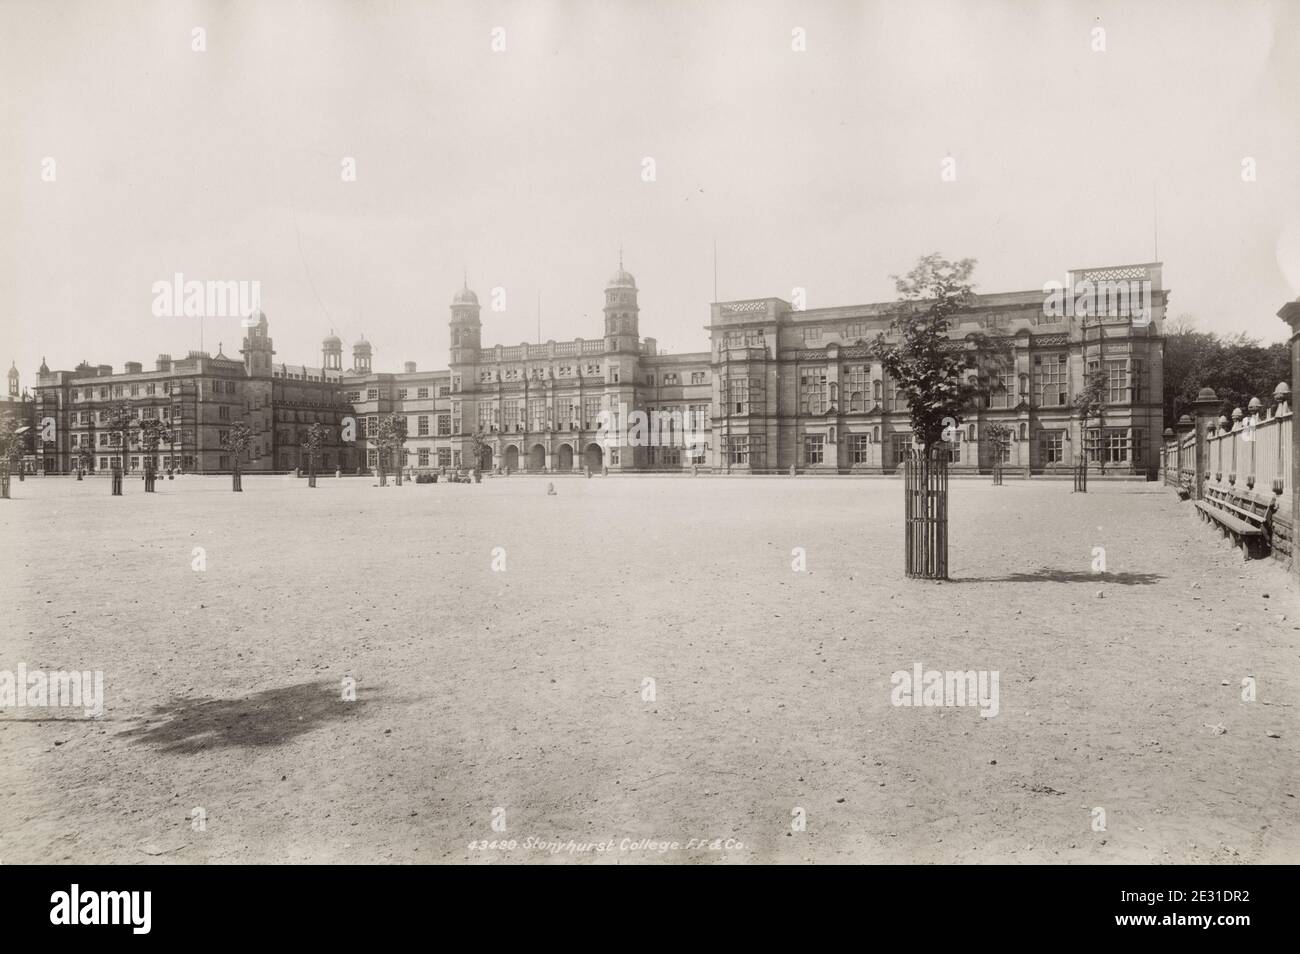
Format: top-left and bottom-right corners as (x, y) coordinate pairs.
(528, 443), (547, 472)
(503, 445), (519, 471)
(557, 443), (574, 471)
(584, 443), (603, 471)
(479, 444), (494, 471)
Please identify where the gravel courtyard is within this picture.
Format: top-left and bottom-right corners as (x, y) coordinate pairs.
(1, 474), (1296, 865)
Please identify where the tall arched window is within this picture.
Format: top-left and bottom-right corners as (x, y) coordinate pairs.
(850, 391), (864, 412)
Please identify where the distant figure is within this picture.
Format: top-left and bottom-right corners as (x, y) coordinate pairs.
(547, 482), (556, 495)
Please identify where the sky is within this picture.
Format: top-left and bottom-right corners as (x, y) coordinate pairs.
(2, 0), (1298, 388)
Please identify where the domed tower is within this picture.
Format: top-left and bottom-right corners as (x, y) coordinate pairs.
(322, 331), (343, 371)
(7, 361), (18, 397)
(603, 252), (640, 353)
(240, 309), (275, 377)
(449, 280), (481, 393)
(352, 336), (373, 374)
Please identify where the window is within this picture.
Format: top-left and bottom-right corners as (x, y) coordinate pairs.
(727, 436), (749, 465)
(397, 388), (408, 400)
(891, 432), (916, 463)
(437, 448), (451, 467)
(346, 391), (361, 402)
(583, 396), (603, 428)
(417, 415), (429, 436)
(1040, 431), (1060, 465)
(438, 386), (450, 397)
(218, 405), (230, 420)
(646, 374), (655, 386)
(1105, 359), (1127, 404)
(367, 450), (377, 467)
(367, 388), (379, 401)
(801, 327), (822, 343)
(663, 373), (679, 385)
(844, 365), (869, 411)
(528, 399), (546, 431)
(1131, 360), (1144, 403)
(804, 434), (824, 464)
(799, 368), (827, 415)
(417, 387), (429, 399)
(727, 376), (750, 415)
(887, 378), (908, 412)
(690, 371), (706, 385)
(479, 403), (497, 430)
(724, 330), (764, 349)
(437, 414), (450, 436)
(850, 434), (870, 464)
(418, 448), (429, 467)
(1032, 353), (1068, 407)
(989, 369), (1016, 409)
(845, 322), (867, 340)
(945, 437), (961, 463)
(367, 416), (378, 438)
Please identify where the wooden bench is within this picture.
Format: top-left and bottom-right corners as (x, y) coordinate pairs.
(1193, 483), (1275, 559)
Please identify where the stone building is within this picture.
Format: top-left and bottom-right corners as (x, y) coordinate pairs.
(710, 262), (1167, 475)
(23, 256), (1167, 477)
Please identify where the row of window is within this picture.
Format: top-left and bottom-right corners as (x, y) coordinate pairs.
(792, 428), (1146, 465)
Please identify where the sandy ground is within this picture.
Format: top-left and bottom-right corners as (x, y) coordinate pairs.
(0, 473), (1297, 865)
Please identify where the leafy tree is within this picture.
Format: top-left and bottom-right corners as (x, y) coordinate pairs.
(469, 430), (488, 475)
(302, 421), (327, 488)
(984, 420), (1011, 481)
(1072, 365), (1109, 479)
(869, 254), (998, 454)
(223, 421), (252, 491)
(104, 401), (137, 475)
(375, 414), (407, 486)
(139, 418), (168, 491)
(74, 442), (94, 478)
(0, 410), (22, 498)
(1163, 321), (1289, 423)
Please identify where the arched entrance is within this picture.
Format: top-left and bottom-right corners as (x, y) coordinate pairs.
(584, 443), (603, 471)
(528, 443), (547, 472)
(503, 445), (520, 471)
(557, 443), (574, 471)
(479, 445), (494, 471)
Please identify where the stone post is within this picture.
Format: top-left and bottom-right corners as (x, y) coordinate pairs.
(1277, 297), (1300, 581)
(1191, 387), (1219, 501)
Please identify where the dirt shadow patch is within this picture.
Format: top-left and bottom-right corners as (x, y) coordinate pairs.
(116, 680), (370, 754)
(953, 568), (1163, 585)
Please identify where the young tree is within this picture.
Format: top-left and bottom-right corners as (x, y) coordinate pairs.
(1072, 365), (1108, 484)
(74, 443), (94, 480)
(869, 254), (1000, 579)
(869, 254), (995, 454)
(302, 421), (327, 488)
(139, 418), (168, 492)
(469, 429), (488, 478)
(0, 410), (22, 499)
(984, 420), (1011, 484)
(375, 413), (407, 487)
(224, 421), (252, 492)
(104, 401), (137, 495)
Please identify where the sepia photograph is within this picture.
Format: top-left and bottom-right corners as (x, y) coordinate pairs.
(0, 0), (1296, 930)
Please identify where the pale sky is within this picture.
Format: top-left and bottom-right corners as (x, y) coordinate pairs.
(3, 0), (1298, 388)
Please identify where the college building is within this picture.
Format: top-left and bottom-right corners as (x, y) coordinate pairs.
(20, 257), (1167, 477)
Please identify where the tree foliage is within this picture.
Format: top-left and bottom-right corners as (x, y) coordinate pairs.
(302, 421), (327, 467)
(869, 254), (1001, 452)
(1163, 320), (1289, 423)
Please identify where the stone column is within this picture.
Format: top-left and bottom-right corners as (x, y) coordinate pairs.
(1277, 297), (1300, 580)
(1191, 387), (1220, 501)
